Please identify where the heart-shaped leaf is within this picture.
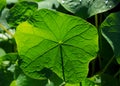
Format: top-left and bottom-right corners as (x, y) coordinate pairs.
(15, 9), (98, 83)
(101, 11), (120, 64)
(58, 0), (119, 18)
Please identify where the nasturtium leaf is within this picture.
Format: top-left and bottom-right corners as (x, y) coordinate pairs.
(7, 1), (38, 27)
(15, 9), (98, 83)
(101, 11), (120, 64)
(58, 0), (119, 18)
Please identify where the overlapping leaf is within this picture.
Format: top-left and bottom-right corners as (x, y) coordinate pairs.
(7, 1), (38, 27)
(58, 0), (119, 18)
(15, 9), (98, 83)
(10, 74), (47, 86)
(101, 11), (120, 64)
(38, 0), (59, 10)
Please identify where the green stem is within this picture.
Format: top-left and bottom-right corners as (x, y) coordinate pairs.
(100, 55), (115, 75)
(95, 14), (98, 28)
(60, 45), (65, 82)
(80, 82), (82, 86)
(114, 68), (120, 78)
(0, 24), (14, 38)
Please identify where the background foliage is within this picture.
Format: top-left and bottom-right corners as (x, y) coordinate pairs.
(0, 0), (120, 86)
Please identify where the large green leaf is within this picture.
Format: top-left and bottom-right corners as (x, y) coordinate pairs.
(15, 9), (98, 83)
(58, 0), (119, 18)
(101, 11), (120, 64)
(7, 1), (38, 27)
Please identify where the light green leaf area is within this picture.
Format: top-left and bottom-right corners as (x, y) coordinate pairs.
(81, 76), (101, 86)
(15, 9), (98, 83)
(19, 0), (43, 2)
(10, 74), (47, 86)
(10, 80), (17, 86)
(0, 0), (6, 13)
(0, 48), (6, 69)
(65, 83), (79, 86)
(58, 0), (119, 18)
(0, 48), (6, 57)
(7, 1), (38, 27)
(101, 11), (120, 64)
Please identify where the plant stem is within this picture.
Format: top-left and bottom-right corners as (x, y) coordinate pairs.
(100, 55), (115, 74)
(95, 14), (98, 28)
(60, 45), (66, 82)
(0, 24), (14, 38)
(114, 68), (120, 78)
(80, 82), (82, 86)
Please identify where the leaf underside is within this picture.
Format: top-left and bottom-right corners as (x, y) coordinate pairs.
(58, 0), (119, 18)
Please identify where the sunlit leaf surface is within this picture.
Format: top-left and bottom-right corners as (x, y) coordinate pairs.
(15, 9), (98, 83)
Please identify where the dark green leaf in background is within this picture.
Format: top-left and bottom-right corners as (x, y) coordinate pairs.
(101, 74), (120, 86)
(0, 53), (18, 63)
(0, 0), (6, 15)
(0, 53), (18, 71)
(101, 11), (120, 64)
(0, 53), (18, 86)
(15, 9), (98, 83)
(7, 1), (38, 27)
(58, 0), (119, 18)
